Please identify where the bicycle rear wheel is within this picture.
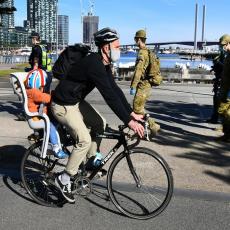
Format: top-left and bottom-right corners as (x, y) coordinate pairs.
(107, 147), (173, 219)
(21, 141), (66, 207)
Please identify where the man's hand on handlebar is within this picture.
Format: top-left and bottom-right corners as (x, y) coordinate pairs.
(128, 119), (144, 138)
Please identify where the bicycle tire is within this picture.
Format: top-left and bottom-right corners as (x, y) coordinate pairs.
(21, 141), (66, 207)
(107, 147), (173, 219)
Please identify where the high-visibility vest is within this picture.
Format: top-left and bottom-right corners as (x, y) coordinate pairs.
(39, 45), (52, 72)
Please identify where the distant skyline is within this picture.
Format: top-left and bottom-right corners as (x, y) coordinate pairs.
(14, 0), (229, 45)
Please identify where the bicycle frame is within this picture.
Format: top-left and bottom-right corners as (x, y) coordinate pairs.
(87, 126), (140, 187)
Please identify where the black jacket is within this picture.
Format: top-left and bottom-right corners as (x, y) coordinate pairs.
(53, 53), (132, 124)
(29, 45), (43, 69)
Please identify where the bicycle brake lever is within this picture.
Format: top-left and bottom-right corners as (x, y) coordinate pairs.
(144, 121), (150, 141)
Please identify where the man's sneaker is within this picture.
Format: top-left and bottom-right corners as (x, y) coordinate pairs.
(55, 175), (75, 203)
(54, 150), (69, 159)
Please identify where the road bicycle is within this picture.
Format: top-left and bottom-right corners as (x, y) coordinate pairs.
(21, 121), (173, 220)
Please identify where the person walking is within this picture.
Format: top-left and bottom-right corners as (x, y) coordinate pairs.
(217, 34), (230, 142)
(130, 29), (160, 136)
(206, 50), (225, 124)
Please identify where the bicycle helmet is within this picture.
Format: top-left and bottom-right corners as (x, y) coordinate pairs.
(94, 27), (119, 46)
(26, 69), (47, 89)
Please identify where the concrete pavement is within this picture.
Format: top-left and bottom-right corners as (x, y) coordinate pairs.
(0, 77), (230, 229)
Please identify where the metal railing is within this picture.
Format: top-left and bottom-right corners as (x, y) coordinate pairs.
(0, 55), (28, 64)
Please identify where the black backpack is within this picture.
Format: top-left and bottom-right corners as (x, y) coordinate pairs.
(52, 44), (91, 80)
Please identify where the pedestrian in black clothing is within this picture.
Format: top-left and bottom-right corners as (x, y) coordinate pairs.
(28, 32), (52, 92)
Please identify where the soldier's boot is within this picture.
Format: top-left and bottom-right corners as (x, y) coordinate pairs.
(148, 117), (160, 136)
(217, 124), (230, 142)
(214, 125), (223, 132)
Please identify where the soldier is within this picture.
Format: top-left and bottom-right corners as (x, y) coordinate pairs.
(217, 34), (230, 142)
(206, 50), (225, 124)
(130, 29), (160, 135)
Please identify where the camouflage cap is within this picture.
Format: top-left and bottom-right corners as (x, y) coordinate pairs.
(135, 30), (147, 39)
(219, 34), (230, 45)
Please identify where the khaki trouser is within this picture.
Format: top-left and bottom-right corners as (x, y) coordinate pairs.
(51, 100), (106, 176)
(133, 80), (160, 134)
(133, 80), (152, 115)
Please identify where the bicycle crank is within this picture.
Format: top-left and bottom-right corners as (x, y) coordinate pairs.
(71, 176), (92, 197)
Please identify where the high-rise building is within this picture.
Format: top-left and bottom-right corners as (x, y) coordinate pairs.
(0, 0), (15, 29)
(83, 15), (99, 45)
(27, 0), (57, 44)
(58, 15), (69, 48)
(0, 0), (16, 47)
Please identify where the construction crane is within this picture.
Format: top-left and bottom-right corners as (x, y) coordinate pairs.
(79, 0), (97, 47)
(80, 0), (94, 19)
(89, 0), (94, 16)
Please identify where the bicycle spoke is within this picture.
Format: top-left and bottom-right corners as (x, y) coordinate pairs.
(108, 147), (173, 219)
(21, 142), (66, 207)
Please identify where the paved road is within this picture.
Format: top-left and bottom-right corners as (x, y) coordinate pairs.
(0, 77), (229, 229)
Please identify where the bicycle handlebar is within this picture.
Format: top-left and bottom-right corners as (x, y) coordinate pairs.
(117, 114), (151, 141)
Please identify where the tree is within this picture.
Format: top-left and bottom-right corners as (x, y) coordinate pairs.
(0, 0), (17, 27)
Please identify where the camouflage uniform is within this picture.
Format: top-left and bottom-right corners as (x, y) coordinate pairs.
(219, 54), (230, 102)
(131, 30), (160, 135)
(207, 52), (224, 123)
(218, 53), (230, 138)
(131, 47), (151, 114)
(217, 34), (230, 140)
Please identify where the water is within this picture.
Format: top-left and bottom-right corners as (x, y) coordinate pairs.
(118, 52), (212, 69)
(50, 52), (212, 69)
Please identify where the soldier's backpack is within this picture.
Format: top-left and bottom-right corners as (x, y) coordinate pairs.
(146, 50), (163, 86)
(52, 43), (91, 80)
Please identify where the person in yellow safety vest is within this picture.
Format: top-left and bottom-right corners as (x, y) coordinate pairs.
(28, 31), (52, 92)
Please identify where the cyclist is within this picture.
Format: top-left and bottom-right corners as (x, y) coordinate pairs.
(25, 69), (68, 159)
(51, 27), (144, 203)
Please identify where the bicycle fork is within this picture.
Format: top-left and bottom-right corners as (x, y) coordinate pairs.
(125, 151), (141, 188)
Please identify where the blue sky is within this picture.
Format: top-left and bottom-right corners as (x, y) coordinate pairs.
(14, 0), (229, 45)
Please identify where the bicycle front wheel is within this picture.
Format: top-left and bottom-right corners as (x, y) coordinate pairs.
(107, 147), (173, 220)
(21, 141), (66, 207)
